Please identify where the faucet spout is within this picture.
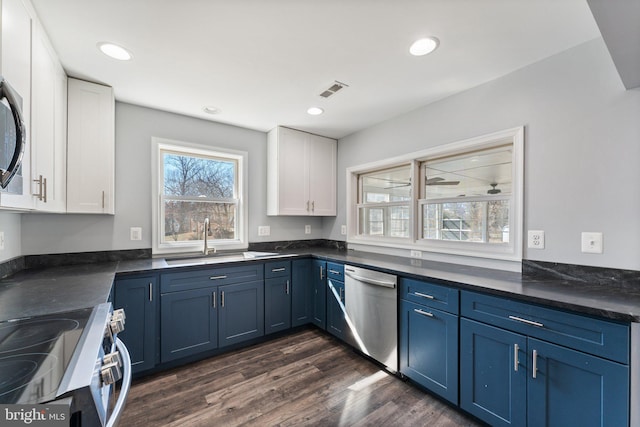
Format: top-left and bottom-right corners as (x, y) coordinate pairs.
(203, 218), (210, 255)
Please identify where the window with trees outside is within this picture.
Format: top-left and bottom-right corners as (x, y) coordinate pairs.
(347, 127), (523, 263)
(152, 139), (247, 254)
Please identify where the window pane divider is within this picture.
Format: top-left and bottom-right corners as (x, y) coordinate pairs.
(419, 195), (510, 204)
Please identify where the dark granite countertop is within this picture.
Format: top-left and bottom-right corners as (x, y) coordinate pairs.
(116, 248), (640, 323)
(0, 263), (117, 322)
(3, 247), (640, 323)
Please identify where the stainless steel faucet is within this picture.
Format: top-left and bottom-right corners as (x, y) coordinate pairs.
(203, 218), (216, 255)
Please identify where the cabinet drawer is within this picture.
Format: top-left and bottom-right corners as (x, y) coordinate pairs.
(327, 262), (344, 281)
(161, 264), (264, 293)
(461, 291), (629, 364)
(265, 260), (291, 278)
(400, 278), (459, 315)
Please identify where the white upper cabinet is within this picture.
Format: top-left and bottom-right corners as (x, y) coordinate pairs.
(267, 126), (336, 216)
(30, 21), (67, 212)
(66, 78), (115, 214)
(0, 0), (33, 210)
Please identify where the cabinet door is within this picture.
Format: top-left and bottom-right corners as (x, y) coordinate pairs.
(326, 278), (346, 340)
(67, 78), (115, 214)
(267, 127), (308, 215)
(114, 275), (157, 373)
(527, 338), (629, 427)
(265, 276), (291, 334)
(160, 287), (218, 362)
(400, 300), (458, 404)
(218, 280), (264, 347)
(310, 260), (326, 329)
(307, 134), (336, 216)
(460, 318), (527, 427)
(31, 24), (66, 212)
(291, 259), (312, 327)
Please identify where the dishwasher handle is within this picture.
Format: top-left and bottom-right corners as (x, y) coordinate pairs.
(345, 269), (396, 289)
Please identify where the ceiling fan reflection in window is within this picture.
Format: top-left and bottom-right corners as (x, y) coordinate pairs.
(426, 176), (460, 186)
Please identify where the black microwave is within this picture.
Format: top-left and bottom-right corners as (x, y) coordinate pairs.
(0, 76), (26, 194)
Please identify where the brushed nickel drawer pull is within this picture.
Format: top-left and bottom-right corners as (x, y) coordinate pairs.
(285, 280), (290, 295)
(210, 275), (227, 280)
(212, 291), (216, 308)
(149, 283), (153, 302)
(514, 343), (519, 372)
(414, 308), (434, 317)
(532, 349), (538, 379)
(271, 267), (286, 272)
(508, 315), (544, 328)
(328, 269), (341, 275)
(414, 291), (434, 299)
(221, 291), (225, 307)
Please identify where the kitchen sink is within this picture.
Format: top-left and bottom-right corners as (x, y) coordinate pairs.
(164, 251), (280, 266)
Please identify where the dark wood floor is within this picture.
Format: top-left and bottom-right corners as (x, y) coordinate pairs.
(120, 328), (482, 426)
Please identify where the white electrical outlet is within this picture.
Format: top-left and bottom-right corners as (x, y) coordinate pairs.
(410, 250), (422, 258)
(581, 232), (603, 253)
(258, 226), (271, 236)
(0, 231), (4, 250)
(341, 225), (347, 235)
(305, 225), (311, 234)
(528, 230), (545, 249)
(130, 227), (142, 241)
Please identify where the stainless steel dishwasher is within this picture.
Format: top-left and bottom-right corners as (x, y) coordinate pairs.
(344, 265), (398, 372)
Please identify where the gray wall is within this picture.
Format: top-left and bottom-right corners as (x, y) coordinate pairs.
(0, 212), (21, 261)
(326, 38), (640, 270)
(20, 103), (323, 255)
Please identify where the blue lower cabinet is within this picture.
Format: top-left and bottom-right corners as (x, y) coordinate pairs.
(160, 287), (218, 363)
(218, 280), (264, 347)
(114, 274), (157, 373)
(461, 318), (630, 427)
(326, 278), (346, 340)
(399, 300), (458, 404)
(291, 259), (312, 327)
(265, 276), (291, 334)
(311, 259), (326, 329)
(460, 318), (527, 427)
(527, 338), (629, 427)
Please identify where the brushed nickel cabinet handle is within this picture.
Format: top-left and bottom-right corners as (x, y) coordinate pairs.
(210, 275), (227, 280)
(311, 201), (315, 212)
(319, 266), (324, 280)
(414, 291), (434, 299)
(102, 190), (105, 209)
(42, 177), (47, 203)
(514, 344), (519, 372)
(271, 267), (286, 272)
(212, 291), (216, 308)
(532, 349), (538, 379)
(414, 308), (434, 317)
(149, 283), (153, 302)
(328, 269), (341, 275)
(306, 200), (310, 211)
(221, 291), (225, 308)
(285, 280), (290, 295)
(33, 175), (44, 201)
(509, 315), (544, 328)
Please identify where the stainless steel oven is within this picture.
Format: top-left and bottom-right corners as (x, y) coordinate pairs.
(0, 303), (132, 426)
(0, 76), (26, 193)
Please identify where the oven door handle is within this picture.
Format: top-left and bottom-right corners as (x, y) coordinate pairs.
(106, 338), (132, 427)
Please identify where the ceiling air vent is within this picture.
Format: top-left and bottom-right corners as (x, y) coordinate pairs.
(320, 80), (349, 98)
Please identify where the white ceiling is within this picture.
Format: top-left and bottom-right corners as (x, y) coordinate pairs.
(31, 0), (601, 140)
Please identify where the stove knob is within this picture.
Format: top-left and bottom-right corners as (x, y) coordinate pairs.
(103, 351), (122, 368)
(101, 361), (122, 386)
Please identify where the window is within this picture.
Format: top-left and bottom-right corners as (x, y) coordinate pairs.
(420, 144), (512, 245)
(357, 165), (412, 239)
(152, 138), (247, 254)
(347, 127), (523, 264)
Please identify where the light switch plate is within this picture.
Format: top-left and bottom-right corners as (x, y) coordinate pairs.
(305, 225), (311, 234)
(258, 226), (271, 236)
(528, 230), (545, 249)
(341, 225), (347, 235)
(410, 250), (422, 258)
(0, 231), (4, 250)
(581, 232), (603, 253)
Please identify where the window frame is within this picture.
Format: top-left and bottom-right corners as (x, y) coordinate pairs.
(346, 127), (524, 262)
(151, 137), (248, 255)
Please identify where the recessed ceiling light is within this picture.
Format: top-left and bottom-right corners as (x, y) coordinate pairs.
(97, 42), (133, 61)
(307, 107), (324, 116)
(409, 37), (439, 56)
(203, 106), (221, 114)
